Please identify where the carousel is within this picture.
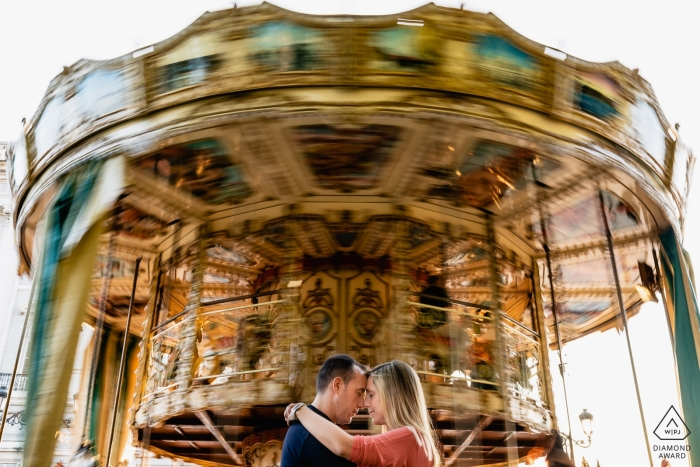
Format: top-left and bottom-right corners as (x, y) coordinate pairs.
(5, 3), (698, 467)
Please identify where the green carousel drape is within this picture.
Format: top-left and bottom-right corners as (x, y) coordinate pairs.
(23, 156), (125, 467)
(660, 229), (700, 467)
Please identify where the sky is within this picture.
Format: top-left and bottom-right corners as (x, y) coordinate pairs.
(0, 1), (698, 466)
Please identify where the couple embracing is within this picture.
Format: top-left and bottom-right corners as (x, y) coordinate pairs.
(281, 355), (441, 467)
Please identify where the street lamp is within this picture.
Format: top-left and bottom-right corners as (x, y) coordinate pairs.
(564, 408), (594, 449)
(579, 408), (594, 441)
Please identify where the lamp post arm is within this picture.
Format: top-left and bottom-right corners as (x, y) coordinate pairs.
(560, 431), (593, 449)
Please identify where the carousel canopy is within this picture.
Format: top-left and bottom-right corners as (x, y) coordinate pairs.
(6, 1), (694, 350)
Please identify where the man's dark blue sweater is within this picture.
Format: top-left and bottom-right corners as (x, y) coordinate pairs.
(281, 405), (357, 467)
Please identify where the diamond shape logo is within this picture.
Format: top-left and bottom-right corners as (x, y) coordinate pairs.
(654, 406), (690, 440)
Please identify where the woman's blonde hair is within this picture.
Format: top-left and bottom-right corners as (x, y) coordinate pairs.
(368, 360), (442, 467)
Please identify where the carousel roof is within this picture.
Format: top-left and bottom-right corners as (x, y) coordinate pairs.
(6, 2), (694, 344)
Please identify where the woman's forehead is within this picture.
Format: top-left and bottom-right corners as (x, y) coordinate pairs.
(366, 376), (377, 390)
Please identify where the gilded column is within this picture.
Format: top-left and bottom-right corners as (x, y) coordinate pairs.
(172, 224), (208, 411)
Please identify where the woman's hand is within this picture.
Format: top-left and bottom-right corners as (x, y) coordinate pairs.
(284, 402), (306, 426)
(282, 403), (354, 458)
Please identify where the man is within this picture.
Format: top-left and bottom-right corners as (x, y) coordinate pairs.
(418, 275), (450, 329)
(417, 275), (456, 374)
(281, 354), (367, 467)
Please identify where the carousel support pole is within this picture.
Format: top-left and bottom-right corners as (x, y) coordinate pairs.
(0, 250), (42, 444)
(530, 263), (558, 428)
(157, 219), (181, 325)
(105, 256), (142, 466)
(598, 190), (653, 467)
(173, 223), (208, 396)
(388, 213), (413, 363)
(485, 216), (519, 466)
(652, 246), (676, 360)
(131, 253), (162, 427)
(533, 165), (575, 458)
(83, 228), (118, 441)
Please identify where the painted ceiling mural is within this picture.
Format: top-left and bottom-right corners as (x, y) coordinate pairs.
(533, 190), (640, 245)
(117, 206), (169, 240)
(136, 139), (252, 205)
(550, 300), (612, 326)
(425, 140), (539, 208)
(207, 244), (255, 267)
(292, 124), (403, 191)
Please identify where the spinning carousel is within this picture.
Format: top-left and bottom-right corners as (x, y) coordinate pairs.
(7, 3), (698, 467)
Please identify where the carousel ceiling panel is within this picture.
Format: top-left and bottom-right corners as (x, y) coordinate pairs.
(135, 138), (252, 206)
(542, 289), (643, 345)
(557, 258), (614, 287)
(539, 239), (652, 343)
(530, 190), (644, 249)
(241, 124), (300, 200)
(119, 190), (182, 228)
(204, 238), (272, 274)
(540, 240), (652, 290)
(289, 123), (404, 192)
(422, 140), (543, 209)
(291, 218), (336, 257)
(443, 241), (490, 268)
(446, 268), (491, 289)
(327, 213), (364, 251)
(117, 205), (171, 240)
(126, 168), (206, 223)
(244, 220), (301, 260)
(91, 245), (153, 284)
(497, 164), (602, 238)
(201, 260), (254, 294)
(355, 219), (398, 259)
(89, 250), (153, 333)
(545, 299), (612, 327)
(207, 244), (256, 268)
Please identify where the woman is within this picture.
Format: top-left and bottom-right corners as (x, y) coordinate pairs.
(285, 360), (441, 467)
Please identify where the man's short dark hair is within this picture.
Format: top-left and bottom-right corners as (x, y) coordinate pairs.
(316, 354), (366, 393)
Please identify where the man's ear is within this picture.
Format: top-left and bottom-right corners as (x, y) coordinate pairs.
(331, 376), (344, 394)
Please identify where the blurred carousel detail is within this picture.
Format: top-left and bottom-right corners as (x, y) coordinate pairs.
(7, 3), (699, 467)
